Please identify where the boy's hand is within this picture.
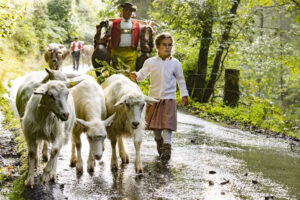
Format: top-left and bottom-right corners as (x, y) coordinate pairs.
(181, 96), (188, 106)
(130, 72), (137, 80)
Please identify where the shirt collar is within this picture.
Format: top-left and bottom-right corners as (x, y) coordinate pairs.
(122, 18), (131, 23)
(156, 55), (172, 61)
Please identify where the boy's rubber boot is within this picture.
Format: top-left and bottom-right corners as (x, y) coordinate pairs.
(155, 138), (164, 156)
(160, 144), (171, 161)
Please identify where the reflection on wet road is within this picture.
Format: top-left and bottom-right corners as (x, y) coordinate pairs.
(56, 103), (300, 200)
(8, 66), (300, 200)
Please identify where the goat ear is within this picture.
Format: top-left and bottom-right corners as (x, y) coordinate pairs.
(114, 96), (127, 107)
(59, 45), (64, 49)
(45, 68), (54, 75)
(33, 86), (47, 95)
(64, 73), (80, 79)
(104, 113), (115, 127)
(76, 118), (89, 130)
(65, 79), (83, 88)
(144, 95), (159, 103)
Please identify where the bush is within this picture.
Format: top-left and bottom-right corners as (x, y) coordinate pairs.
(11, 24), (39, 56)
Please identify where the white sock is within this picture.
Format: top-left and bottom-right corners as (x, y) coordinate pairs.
(162, 129), (172, 144)
(153, 129), (162, 140)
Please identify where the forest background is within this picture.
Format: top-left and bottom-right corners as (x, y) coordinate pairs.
(0, 0), (299, 138)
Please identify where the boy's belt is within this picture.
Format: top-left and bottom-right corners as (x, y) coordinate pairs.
(121, 29), (132, 34)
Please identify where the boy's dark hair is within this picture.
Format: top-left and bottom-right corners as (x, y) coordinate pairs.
(155, 33), (173, 47)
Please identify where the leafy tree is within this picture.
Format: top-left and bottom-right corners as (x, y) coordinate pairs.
(0, 0), (20, 39)
(75, 0), (100, 43)
(151, 0), (242, 103)
(31, 0), (51, 53)
(47, 0), (79, 43)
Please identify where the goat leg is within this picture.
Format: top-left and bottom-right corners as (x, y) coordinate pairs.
(25, 141), (38, 188)
(118, 136), (129, 163)
(134, 132), (143, 173)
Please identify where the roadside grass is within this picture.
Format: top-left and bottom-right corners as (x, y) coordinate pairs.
(176, 95), (300, 139)
(137, 82), (299, 139)
(0, 88), (27, 200)
(0, 47), (44, 199)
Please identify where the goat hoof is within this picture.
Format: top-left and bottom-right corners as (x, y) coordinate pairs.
(50, 172), (57, 182)
(25, 176), (34, 188)
(121, 154), (129, 163)
(70, 160), (77, 167)
(42, 155), (48, 162)
(111, 165), (118, 172)
(76, 169), (83, 175)
(40, 173), (50, 185)
(87, 166), (94, 173)
(136, 168), (143, 174)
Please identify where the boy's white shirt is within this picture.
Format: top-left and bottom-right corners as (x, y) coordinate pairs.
(136, 56), (189, 99)
(70, 41), (81, 51)
(119, 18), (132, 47)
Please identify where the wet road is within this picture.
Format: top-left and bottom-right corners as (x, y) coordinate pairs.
(7, 65), (300, 200)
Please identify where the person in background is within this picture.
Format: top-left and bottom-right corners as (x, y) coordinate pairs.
(130, 33), (189, 161)
(108, 2), (140, 72)
(70, 36), (82, 71)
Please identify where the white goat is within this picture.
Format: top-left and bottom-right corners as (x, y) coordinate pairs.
(102, 74), (157, 173)
(16, 68), (78, 162)
(22, 80), (81, 188)
(70, 74), (114, 174)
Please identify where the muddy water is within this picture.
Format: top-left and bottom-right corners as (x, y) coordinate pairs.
(7, 65), (300, 200)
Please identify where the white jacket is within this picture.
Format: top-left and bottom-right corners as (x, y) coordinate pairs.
(136, 56), (189, 99)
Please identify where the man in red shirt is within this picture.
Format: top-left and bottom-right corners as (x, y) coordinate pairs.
(70, 36), (82, 71)
(108, 3), (140, 72)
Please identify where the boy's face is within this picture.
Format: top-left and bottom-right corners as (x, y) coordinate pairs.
(157, 38), (173, 58)
(123, 7), (133, 20)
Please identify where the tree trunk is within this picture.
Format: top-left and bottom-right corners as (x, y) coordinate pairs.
(192, 19), (213, 101)
(202, 0), (240, 103)
(223, 69), (240, 107)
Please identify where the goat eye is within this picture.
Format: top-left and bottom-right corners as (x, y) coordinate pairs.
(49, 94), (55, 100)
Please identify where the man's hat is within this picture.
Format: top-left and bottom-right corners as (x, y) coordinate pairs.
(120, 3), (137, 11)
(74, 36), (78, 39)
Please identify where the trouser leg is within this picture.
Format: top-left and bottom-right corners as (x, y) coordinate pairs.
(153, 129), (163, 156)
(153, 129), (162, 140)
(76, 52), (80, 70)
(72, 52), (76, 70)
(161, 129), (172, 161)
(162, 129), (172, 144)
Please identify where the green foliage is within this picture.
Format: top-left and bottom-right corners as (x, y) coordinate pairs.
(11, 23), (39, 56)
(31, 0), (51, 53)
(0, 85), (26, 199)
(0, 0), (21, 38)
(75, 0), (99, 43)
(97, 0), (120, 19)
(187, 97), (299, 138)
(0, 167), (9, 185)
(47, 0), (79, 43)
(93, 57), (132, 84)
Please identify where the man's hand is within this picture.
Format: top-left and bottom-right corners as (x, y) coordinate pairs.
(181, 96), (188, 106)
(130, 72), (137, 80)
